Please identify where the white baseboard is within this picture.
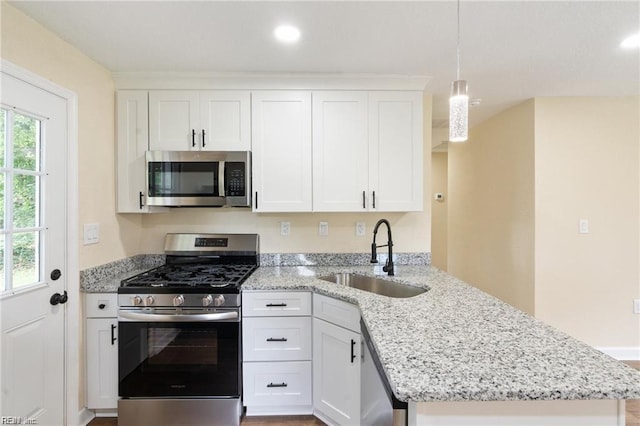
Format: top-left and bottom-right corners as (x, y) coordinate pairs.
(595, 346), (640, 361)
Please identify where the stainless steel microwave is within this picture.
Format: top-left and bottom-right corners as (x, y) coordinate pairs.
(145, 151), (251, 207)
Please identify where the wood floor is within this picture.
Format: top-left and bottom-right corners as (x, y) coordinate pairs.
(88, 361), (640, 426)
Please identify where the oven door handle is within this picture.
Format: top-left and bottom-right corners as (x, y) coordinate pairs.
(118, 310), (239, 322)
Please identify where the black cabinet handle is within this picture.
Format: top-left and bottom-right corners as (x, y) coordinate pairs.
(111, 324), (117, 345)
(372, 191), (376, 209)
(139, 191), (144, 209)
(362, 190), (366, 209)
(255, 192), (258, 210)
(267, 382), (288, 388)
(98, 303), (106, 309)
(266, 337), (288, 342)
(351, 339), (356, 363)
(266, 303), (287, 307)
(192, 129), (196, 147)
(202, 129), (206, 147)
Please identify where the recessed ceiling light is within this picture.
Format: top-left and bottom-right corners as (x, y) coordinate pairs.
(620, 33), (640, 49)
(274, 25), (301, 43)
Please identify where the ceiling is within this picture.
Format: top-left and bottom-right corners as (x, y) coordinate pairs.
(8, 1), (640, 135)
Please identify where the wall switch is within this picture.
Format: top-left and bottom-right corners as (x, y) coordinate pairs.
(280, 221), (290, 236)
(579, 219), (589, 234)
(356, 222), (366, 237)
(83, 223), (100, 245)
(319, 221), (329, 236)
(634, 299), (640, 314)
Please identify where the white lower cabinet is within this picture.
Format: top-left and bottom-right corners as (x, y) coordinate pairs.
(242, 291), (313, 415)
(313, 294), (361, 426)
(85, 293), (118, 410)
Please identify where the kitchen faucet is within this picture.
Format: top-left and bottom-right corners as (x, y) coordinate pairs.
(370, 219), (394, 276)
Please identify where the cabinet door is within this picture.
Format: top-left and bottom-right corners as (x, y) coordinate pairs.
(369, 91), (423, 211)
(252, 91), (312, 212)
(149, 90), (199, 151)
(313, 318), (361, 426)
(116, 91), (167, 213)
(312, 91), (369, 212)
(199, 91), (251, 151)
(86, 318), (118, 409)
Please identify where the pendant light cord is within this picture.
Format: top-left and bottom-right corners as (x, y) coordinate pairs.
(456, 0), (461, 81)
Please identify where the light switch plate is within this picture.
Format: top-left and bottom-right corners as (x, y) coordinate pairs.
(579, 219), (589, 234)
(280, 221), (290, 236)
(83, 223), (100, 245)
(634, 299), (640, 314)
(319, 221), (329, 236)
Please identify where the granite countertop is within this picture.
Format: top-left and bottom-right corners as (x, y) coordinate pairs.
(241, 265), (640, 403)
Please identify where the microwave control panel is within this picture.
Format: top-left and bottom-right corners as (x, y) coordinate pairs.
(225, 162), (246, 197)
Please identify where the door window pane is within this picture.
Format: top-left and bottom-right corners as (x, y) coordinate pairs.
(1, 109), (6, 167)
(13, 174), (38, 229)
(12, 232), (38, 288)
(13, 113), (39, 171)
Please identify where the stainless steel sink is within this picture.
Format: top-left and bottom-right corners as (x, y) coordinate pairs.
(319, 273), (426, 298)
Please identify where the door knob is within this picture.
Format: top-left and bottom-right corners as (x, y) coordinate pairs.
(50, 269), (62, 280)
(50, 291), (68, 306)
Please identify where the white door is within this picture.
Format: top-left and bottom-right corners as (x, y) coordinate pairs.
(251, 91), (312, 212)
(1, 73), (68, 426)
(199, 91), (251, 151)
(312, 91), (369, 212)
(313, 318), (361, 426)
(148, 90), (199, 151)
(369, 91), (423, 212)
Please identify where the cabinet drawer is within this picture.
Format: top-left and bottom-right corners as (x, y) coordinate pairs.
(85, 293), (118, 318)
(243, 317), (312, 361)
(243, 291), (311, 317)
(313, 293), (360, 333)
(243, 361), (311, 408)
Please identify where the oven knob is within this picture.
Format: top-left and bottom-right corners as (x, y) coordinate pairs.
(173, 294), (185, 307)
(132, 295), (143, 306)
(213, 295), (225, 307)
(202, 295), (213, 307)
(145, 295), (155, 306)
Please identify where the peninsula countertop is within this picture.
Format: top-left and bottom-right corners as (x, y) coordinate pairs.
(241, 265), (640, 404)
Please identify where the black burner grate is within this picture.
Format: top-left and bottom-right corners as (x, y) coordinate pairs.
(121, 264), (257, 288)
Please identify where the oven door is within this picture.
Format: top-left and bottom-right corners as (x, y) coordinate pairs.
(118, 308), (241, 398)
(145, 150), (250, 207)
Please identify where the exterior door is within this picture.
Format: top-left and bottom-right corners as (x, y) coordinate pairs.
(0, 73), (68, 426)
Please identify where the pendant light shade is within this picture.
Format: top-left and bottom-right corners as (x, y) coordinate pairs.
(449, 0), (469, 142)
(449, 80), (468, 142)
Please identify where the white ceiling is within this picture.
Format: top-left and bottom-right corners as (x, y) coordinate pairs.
(8, 1), (640, 131)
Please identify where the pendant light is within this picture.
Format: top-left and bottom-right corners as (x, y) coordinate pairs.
(449, 0), (468, 142)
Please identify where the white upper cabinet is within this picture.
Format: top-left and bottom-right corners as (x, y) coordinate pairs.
(116, 90), (167, 213)
(312, 91), (423, 212)
(312, 91), (369, 212)
(149, 90), (250, 151)
(369, 91), (423, 212)
(252, 91), (312, 212)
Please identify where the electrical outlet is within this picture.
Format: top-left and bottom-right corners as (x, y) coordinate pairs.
(634, 299), (640, 314)
(319, 221), (329, 236)
(280, 221), (290, 236)
(83, 223), (100, 245)
(356, 222), (366, 237)
(579, 219), (589, 234)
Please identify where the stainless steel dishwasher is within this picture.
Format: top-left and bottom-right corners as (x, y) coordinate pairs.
(361, 320), (408, 426)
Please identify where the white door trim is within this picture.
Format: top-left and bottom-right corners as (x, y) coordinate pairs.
(1, 59), (83, 425)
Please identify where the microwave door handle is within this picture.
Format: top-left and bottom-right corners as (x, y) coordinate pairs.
(218, 161), (225, 197)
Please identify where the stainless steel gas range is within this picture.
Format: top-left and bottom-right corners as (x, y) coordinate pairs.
(117, 233), (259, 426)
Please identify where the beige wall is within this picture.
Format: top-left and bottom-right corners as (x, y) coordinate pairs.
(448, 100), (536, 314)
(1, 3), (143, 270)
(534, 97), (639, 348)
(431, 151), (448, 270)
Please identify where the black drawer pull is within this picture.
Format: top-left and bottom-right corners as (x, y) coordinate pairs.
(267, 382), (288, 388)
(266, 337), (288, 342)
(265, 303), (287, 307)
(111, 324), (117, 345)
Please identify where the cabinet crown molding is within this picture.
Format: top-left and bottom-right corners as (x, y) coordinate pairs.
(113, 72), (430, 91)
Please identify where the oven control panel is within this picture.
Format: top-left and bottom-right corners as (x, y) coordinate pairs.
(194, 237), (228, 248)
(118, 293), (240, 308)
